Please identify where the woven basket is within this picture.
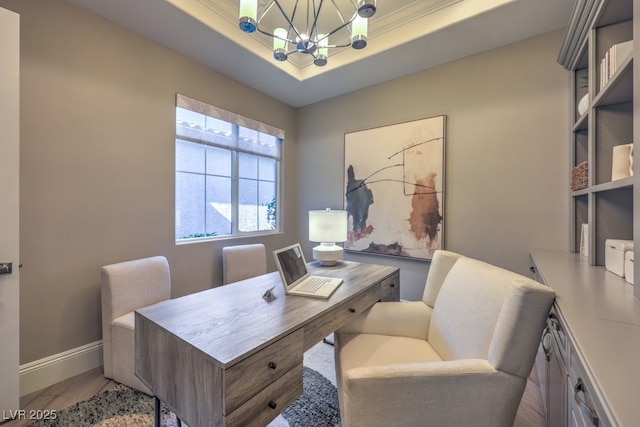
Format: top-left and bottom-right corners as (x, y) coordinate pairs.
(572, 161), (588, 190)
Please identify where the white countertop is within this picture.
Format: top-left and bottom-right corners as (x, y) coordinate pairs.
(530, 249), (640, 427)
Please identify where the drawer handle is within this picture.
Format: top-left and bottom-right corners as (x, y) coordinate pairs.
(548, 314), (561, 331)
(268, 401), (277, 410)
(541, 327), (551, 362)
(348, 308), (356, 313)
(390, 283), (395, 288)
(574, 378), (599, 426)
(268, 361), (277, 370)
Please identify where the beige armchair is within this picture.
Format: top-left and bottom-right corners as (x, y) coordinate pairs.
(222, 243), (267, 284)
(101, 256), (171, 394)
(335, 250), (555, 427)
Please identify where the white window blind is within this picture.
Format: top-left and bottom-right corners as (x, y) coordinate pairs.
(176, 93), (283, 160)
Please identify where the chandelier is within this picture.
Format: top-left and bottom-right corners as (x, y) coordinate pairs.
(239, 0), (377, 66)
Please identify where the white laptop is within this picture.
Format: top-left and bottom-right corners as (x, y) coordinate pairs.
(273, 243), (343, 298)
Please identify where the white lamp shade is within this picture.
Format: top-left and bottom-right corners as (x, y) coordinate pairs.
(317, 34), (329, 56)
(352, 15), (368, 39)
(274, 27), (288, 50)
(239, 0), (257, 21)
(309, 210), (347, 243)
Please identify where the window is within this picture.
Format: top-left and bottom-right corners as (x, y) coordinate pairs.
(175, 94), (283, 242)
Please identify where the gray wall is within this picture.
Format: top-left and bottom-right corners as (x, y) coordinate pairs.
(0, 0), (297, 364)
(2, 0), (569, 365)
(297, 30), (570, 300)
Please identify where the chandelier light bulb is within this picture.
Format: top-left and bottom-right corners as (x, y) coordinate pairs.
(351, 15), (368, 49)
(238, 0), (257, 33)
(273, 27), (288, 61)
(314, 34), (328, 66)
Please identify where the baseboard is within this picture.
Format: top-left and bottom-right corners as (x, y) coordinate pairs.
(19, 341), (103, 396)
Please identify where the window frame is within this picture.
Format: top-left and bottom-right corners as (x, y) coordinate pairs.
(175, 94), (283, 244)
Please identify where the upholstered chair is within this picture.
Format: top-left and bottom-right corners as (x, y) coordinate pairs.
(335, 250), (555, 427)
(101, 256), (171, 394)
(222, 243), (267, 284)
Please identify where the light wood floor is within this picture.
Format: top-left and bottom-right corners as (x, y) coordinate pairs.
(2, 365), (546, 427)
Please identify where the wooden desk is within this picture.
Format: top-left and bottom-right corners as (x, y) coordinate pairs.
(135, 261), (400, 427)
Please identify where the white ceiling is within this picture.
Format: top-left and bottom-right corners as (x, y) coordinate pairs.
(65, 0), (575, 107)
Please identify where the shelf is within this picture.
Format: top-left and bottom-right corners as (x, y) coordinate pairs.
(571, 187), (589, 197)
(562, 0), (636, 296)
(591, 175), (633, 192)
(572, 176), (634, 197)
(572, 112), (588, 132)
(593, 54), (633, 107)
(596, 0), (633, 28)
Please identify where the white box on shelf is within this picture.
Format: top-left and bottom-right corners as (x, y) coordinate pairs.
(625, 250), (634, 285)
(605, 239), (633, 277)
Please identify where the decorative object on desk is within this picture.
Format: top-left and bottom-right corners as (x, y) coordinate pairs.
(571, 161), (588, 190)
(344, 115), (445, 261)
(26, 367), (339, 427)
(309, 209), (348, 266)
(262, 285), (277, 301)
(604, 239), (633, 277)
(579, 223), (589, 257)
(238, 0), (377, 67)
(611, 143), (634, 181)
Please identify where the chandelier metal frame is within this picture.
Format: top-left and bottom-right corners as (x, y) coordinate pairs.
(239, 0), (377, 66)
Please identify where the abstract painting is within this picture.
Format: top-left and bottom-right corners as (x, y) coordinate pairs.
(344, 115), (445, 261)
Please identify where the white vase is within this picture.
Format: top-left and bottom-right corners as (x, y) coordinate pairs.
(577, 94), (589, 116)
(612, 143), (633, 181)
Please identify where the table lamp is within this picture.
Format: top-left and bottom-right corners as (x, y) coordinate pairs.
(309, 209), (348, 266)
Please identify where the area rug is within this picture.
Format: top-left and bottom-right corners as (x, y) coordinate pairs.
(27, 367), (340, 427)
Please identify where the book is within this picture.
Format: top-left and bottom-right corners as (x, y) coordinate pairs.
(579, 223), (589, 257)
(612, 40), (633, 74)
(601, 40), (633, 90)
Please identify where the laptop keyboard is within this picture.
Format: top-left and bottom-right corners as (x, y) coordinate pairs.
(297, 277), (330, 292)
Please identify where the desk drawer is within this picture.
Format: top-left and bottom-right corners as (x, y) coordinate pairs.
(380, 272), (400, 301)
(303, 284), (380, 350)
(225, 329), (303, 414)
(225, 363), (303, 427)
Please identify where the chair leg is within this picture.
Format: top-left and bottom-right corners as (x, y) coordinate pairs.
(154, 396), (161, 427)
(155, 393), (184, 426)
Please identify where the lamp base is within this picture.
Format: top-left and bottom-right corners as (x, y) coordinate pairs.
(312, 243), (344, 267)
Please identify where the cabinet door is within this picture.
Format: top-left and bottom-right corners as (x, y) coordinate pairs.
(568, 354), (602, 427)
(549, 335), (567, 427)
(536, 328), (552, 425)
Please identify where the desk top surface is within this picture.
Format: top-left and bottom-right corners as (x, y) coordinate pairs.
(136, 260), (398, 367)
(530, 249), (640, 427)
